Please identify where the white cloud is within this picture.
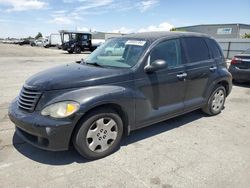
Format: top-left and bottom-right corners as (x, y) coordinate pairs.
(49, 16), (73, 25)
(0, 0), (47, 12)
(0, 19), (9, 22)
(138, 22), (174, 32)
(75, 0), (158, 14)
(77, 27), (89, 32)
(109, 22), (174, 34)
(49, 11), (82, 25)
(76, 0), (114, 11)
(52, 10), (67, 14)
(138, 0), (159, 12)
(63, 0), (74, 3)
(111, 27), (134, 34)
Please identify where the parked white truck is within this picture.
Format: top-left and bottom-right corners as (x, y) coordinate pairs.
(44, 33), (62, 48)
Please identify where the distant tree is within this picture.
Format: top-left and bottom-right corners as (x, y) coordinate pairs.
(243, 33), (250, 38)
(170, 28), (177, 31)
(170, 27), (186, 32)
(35, 32), (43, 39)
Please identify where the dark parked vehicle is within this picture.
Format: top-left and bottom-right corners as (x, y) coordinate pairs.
(18, 39), (31, 46)
(9, 32), (232, 159)
(229, 48), (250, 83)
(59, 30), (100, 54)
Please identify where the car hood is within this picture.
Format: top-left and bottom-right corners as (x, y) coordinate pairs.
(25, 63), (132, 91)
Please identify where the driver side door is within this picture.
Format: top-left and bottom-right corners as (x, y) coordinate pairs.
(134, 38), (187, 128)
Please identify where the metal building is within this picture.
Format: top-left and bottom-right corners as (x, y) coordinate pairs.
(92, 32), (125, 40)
(175, 23), (250, 39)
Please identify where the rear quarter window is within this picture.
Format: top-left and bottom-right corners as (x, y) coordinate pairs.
(207, 39), (223, 58)
(183, 37), (210, 63)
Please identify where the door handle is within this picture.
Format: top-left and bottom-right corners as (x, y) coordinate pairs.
(209, 66), (217, 71)
(176, 72), (187, 78)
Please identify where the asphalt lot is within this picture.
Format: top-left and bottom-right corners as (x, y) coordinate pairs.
(0, 43), (250, 188)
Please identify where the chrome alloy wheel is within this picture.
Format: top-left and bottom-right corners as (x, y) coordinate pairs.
(86, 117), (118, 152)
(211, 89), (225, 112)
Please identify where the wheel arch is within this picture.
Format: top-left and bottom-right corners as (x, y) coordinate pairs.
(217, 80), (230, 96)
(70, 102), (130, 147)
(205, 78), (231, 101)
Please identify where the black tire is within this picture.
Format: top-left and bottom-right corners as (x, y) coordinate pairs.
(73, 108), (123, 160)
(202, 85), (226, 116)
(74, 46), (81, 54)
(67, 50), (73, 54)
(90, 47), (96, 52)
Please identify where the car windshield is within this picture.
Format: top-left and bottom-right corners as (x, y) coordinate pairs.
(84, 38), (148, 68)
(242, 48), (250, 54)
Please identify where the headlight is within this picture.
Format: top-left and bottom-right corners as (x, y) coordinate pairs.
(41, 101), (80, 118)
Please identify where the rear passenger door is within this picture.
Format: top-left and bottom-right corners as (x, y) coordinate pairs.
(182, 37), (217, 110)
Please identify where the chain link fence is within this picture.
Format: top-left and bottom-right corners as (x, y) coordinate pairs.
(216, 38), (250, 59)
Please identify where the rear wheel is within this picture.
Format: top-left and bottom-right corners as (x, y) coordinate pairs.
(73, 108), (123, 160)
(202, 85), (226, 116)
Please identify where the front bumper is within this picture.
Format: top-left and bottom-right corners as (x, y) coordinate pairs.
(229, 65), (250, 82)
(8, 99), (77, 151)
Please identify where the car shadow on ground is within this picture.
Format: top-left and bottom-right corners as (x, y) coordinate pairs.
(13, 110), (205, 165)
(233, 82), (250, 88)
(121, 110), (204, 146)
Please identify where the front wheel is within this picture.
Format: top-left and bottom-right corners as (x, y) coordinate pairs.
(202, 85), (226, 116)
(74, 46), (81, 54)
(73, 108), (123, 160)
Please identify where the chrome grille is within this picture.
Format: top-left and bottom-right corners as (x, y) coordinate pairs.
(18, 87), (42, 112)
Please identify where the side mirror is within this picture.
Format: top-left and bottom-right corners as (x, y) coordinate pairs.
(144, 59), (168, 73)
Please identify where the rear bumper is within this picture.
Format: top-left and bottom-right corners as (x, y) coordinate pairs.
(229, 65), (250, 82)
(8, 99), (76, 151)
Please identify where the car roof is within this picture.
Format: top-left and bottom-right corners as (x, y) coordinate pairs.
(59, 30), (91, 34)
(122, 31), (211, 43)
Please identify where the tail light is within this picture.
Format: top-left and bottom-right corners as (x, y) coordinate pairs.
(231, 57), (242, 65)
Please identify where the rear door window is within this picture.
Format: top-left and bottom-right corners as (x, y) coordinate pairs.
(183, 37), (210, 63)
(150, 39), (182, 68)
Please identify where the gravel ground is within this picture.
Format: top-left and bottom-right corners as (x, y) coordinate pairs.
(0, 43), (250, 188)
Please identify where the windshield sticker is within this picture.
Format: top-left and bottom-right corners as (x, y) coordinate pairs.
(125, 40), (146, 46)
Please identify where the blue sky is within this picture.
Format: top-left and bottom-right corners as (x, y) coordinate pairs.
(0, 0), (249, 38)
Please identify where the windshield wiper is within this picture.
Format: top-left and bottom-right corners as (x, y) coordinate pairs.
(85, 62), (103, 67)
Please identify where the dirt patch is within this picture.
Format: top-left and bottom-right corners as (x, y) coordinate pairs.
(162, 184), (173, 188)
(0, 103), (10, 109)
(229, 98), (250, 103)
(0, 114), (9, 123)
(150, 177), (161, 185)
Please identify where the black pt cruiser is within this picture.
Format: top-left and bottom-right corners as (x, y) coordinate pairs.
(9, 32), (232, 159)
